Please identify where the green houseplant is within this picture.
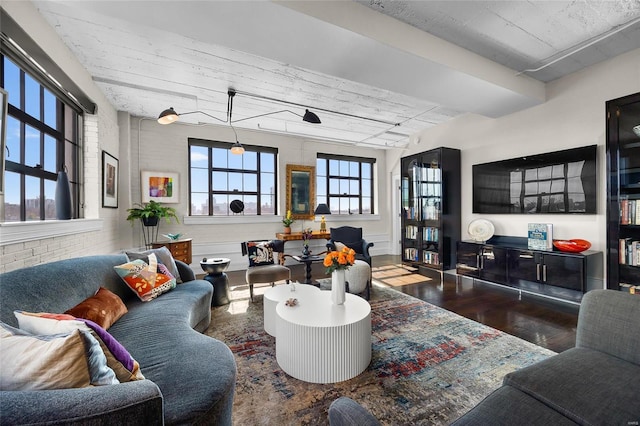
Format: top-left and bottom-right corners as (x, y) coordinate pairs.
(126, 200), (180, 248)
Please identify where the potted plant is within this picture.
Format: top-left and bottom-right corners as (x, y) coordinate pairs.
(126, 200), (179, 248)
(282, 210), (294, 234)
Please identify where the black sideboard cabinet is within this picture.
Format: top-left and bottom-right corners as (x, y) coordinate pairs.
(457, 236), (603, 303)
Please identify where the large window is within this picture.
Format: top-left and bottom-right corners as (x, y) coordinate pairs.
(316, 154), (375, 214)
(189, 138), (277, 216)
(1, 55), (81, 221)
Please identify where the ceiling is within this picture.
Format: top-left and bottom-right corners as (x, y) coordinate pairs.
(31, 0), (640, 150)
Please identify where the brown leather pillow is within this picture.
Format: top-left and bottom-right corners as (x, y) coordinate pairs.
(65, 287), (128, 330)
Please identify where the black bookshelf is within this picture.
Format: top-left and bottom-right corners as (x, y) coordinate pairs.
(606, 92), (640, 292)
(401, 147), (461, 273)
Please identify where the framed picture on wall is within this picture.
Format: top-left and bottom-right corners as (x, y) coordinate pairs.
(141, 171), (179, 203)
(102, 151), (119, 208)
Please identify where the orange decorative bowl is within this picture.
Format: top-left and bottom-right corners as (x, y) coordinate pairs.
(553, 239), (591, 253)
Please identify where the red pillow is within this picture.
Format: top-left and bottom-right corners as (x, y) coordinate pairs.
(65, 287), (128, 330)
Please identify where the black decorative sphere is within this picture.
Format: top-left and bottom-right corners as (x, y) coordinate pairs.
(230, 199), (244, 214)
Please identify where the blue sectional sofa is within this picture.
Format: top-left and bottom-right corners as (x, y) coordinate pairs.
(328, 290), (640, 425)
(0, 254), (236, 425)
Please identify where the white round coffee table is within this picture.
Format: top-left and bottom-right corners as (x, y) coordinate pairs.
(275, 291), (371, 384)
(263, 283), (320, 337)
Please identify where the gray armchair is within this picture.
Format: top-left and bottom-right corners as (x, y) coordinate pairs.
(241, 239), (290, 301)
(326, 226), (374, 266)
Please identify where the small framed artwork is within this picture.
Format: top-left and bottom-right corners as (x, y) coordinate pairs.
(141, 170), (179, 203)
(102, 151), (119, 208)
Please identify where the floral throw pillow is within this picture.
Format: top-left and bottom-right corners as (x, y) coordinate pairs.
(247, 241), (274, 266)
(114, 254), (176, 302)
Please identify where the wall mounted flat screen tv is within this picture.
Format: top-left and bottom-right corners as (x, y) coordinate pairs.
(473, 145), (597, 214)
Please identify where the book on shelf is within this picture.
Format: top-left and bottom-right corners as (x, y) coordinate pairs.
(528, 223), (553, 251)
(618, 239), (640, 266)
(619, 198), (640, 225)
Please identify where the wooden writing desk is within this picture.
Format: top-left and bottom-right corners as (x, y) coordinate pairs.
(275, 231), (330, 265)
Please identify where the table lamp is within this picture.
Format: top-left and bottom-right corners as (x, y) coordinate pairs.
(314, 203), (331, 232)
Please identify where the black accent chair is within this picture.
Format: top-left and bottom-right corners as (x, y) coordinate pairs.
(241, 239), (290, 302)
(326, 226), (374, 267)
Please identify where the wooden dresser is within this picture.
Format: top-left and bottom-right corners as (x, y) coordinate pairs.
(151, 238), (192, 264)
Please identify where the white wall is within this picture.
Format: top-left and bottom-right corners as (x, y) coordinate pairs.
(127, 118), (392, 271)
(388, 48), (640, 286)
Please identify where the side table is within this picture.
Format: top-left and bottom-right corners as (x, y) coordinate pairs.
(200, 258), (231, 306)
(263, 283), (320, 336)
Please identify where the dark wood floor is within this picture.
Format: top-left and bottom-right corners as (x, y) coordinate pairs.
(224, 254), (578, 353)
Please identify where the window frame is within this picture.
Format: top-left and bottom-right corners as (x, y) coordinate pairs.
(188, 138), (278, 216)
(316, 153), (376, 215)
(1, 53), (81, 222)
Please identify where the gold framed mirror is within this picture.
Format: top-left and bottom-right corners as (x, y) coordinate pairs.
(286, 164), (315, 220)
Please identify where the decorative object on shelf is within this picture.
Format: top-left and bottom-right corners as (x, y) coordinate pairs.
(102, 151), (118, 208)
(324, 247), (356, 305)
(314, 203), (331, 232)
(230, 199), (244, 214)
(163, 233), (183, 241)
(141, 170), (179, 203)
(282, 210), (294, 234)
(301, 227), (313, 257)
(126, 200), (179, 248)
(55, 169), (72, 220)
(468, 219), (495, 242)
(553, 239), (592, 253)
(285, 298), (298, 307)
(528, 223), (553, 251)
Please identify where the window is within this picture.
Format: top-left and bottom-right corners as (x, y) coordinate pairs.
(316, 154), (375, 214)
(188, 138), (277, 216)
(1, 55), (81, 221)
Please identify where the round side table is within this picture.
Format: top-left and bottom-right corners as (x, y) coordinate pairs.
(200, 258), (231, 306)
(263, 283), (320, 337)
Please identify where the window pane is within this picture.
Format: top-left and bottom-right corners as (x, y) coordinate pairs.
(212, 194), (228, 216)
(243, 151), (257, 169)
(25, 74), (40, 119)
(316, 158), (326, 176)
(261, 152), (274, 172)
(4, 57), (21, 107)
(229, 172), (242, 191)
(191, 146), (208, 166)
(6, 116), (21, 163)
(25, 176), (40, 221)
(551, 179), (564, 193)
(212, 171), (227, 191)
(329, 178), (339, 194)
(339, 178), (349, 195)
(361, 162), (371, 179)
(261, 173), (275, 194)
(228, 151), (242, 169)
(349, 180), (359, 195)
(44, 88), (57, 129)
(244, 195), (257, 214)
(349, 161), (358, 177)
(339, 197), (349, 214)
(44, 135), (56, 172)
(261, 195), (275, 214)
(317, 177), (326, 196)
(3, 171), (21, 222)
(362, 179), (371, 197)
(243, 173), (257, 192)
(362, 197), (371, 214)
(25, 125), (41, 168)
(339, 160), (349, 176)
(191, 168), (208, 192)
(349, 198), (359, 212)
(212, 148), (227, 168)
(190, 193), (209, 215)
(44, 179), (56, 219)
(329, 159), (339, 175)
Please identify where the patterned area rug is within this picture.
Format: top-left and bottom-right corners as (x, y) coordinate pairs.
(206, 281), (555, 425)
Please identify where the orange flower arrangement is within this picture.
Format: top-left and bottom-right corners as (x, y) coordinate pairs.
(323, 246), (356, 274)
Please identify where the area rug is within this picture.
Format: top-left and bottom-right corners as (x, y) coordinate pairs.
(206, 282), (555, 425)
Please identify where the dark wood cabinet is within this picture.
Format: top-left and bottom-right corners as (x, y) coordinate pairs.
(151, 239), (192, 264)
(401, 148), (461, 273)
(606, 92), (640, 292)
(456, 242), (507, 284)
(457, 237), (602, 303)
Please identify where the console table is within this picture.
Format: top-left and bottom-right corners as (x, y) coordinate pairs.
(456, 236), (603, 303)
(274, 231), (330, 264)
